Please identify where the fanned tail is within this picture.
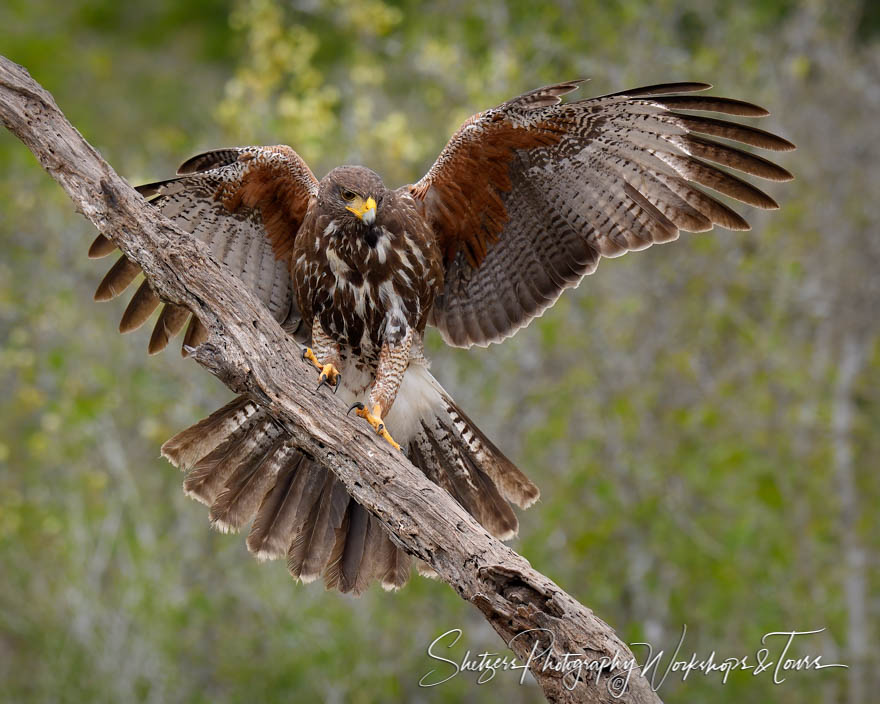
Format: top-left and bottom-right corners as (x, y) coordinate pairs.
(161, 396), (413, 594)
(159, 362), (537, 595)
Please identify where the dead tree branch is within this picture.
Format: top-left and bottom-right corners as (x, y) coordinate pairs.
(0, 55), (662, 704)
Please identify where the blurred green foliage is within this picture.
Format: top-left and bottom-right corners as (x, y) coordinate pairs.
(1, 1), (878, 702)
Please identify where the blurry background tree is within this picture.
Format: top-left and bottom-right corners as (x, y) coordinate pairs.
(1, 0), (877, 702)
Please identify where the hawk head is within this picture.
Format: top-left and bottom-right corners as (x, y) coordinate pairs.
(320, 166), (385, 237)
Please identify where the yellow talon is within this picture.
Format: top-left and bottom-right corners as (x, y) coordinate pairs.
(318, 363), (340, 390)
(378, 427), (401, 451)
(303, 348), (341, 392)
(349, 402), (401, 451)
(302, 347), (322, 371)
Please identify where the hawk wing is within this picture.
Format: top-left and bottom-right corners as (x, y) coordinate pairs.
(407, 81), (795, 348)
(89, 146), (317, 353)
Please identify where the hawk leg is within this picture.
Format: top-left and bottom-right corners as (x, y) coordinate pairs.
(347, 320), (412, 451)
(301, 322), (342, 393)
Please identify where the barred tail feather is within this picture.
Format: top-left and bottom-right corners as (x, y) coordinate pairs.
(246, 452), (325, 561)
(443, 401), (540, 510)
(161, 395), (257, 470)
(323, 500), (374, 594)
(385, 363), (540, 541)
(209, 437), (294, 533)
(182, 414), (282, 506)
(375, 530), (411, 591)
(288, 472), (350, 581)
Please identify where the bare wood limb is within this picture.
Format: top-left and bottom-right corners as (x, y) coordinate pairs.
(0, 55), (662, 704)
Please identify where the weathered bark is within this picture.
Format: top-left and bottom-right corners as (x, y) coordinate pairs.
(0, 55), (662, 704)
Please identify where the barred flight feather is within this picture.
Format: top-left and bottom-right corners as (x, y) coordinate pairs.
(415, 82), (793, 347)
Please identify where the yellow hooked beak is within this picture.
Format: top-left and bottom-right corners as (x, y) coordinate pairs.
(346, 196), (377, 225)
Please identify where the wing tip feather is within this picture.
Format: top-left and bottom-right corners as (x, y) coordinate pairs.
(619, 81), (713, 97)
(88, 234), (116, 259)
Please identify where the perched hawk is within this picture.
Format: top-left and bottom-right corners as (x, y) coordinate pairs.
(89, 81), (793, 594)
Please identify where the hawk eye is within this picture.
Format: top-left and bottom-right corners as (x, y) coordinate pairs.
(340, 188), (357, 201)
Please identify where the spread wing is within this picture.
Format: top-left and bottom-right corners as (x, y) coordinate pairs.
(89, 146), (317, 354)
(407, 81), (795, 348)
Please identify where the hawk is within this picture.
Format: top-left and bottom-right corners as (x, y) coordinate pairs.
(89, 81), (793, 594)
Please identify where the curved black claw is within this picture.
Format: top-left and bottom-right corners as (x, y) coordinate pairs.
(347, 401), (365, 416)
(317, 373), (341, 394)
